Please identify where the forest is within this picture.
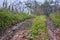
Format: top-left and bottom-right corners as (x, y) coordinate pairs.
(0, 0), (60, 40)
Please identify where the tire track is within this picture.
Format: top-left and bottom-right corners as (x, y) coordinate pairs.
(0, 18), (33, 40)
(46, 17), (58, 40)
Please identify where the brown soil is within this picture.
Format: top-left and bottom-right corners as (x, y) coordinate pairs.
(0, 18), (33, 40)
(46, 17), (60, 40)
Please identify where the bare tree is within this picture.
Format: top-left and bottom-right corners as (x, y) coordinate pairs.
(3, 0), (8, 8)
(25, 0), (42, 15)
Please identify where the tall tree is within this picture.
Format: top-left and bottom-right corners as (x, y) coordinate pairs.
(41, 0), (51, 16)
(25, 0), (42, 15)
(3, 0), (8, 8)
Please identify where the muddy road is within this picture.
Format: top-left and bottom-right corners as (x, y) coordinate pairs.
(0, 18), (33, 40)
(46, 17), (60, 40)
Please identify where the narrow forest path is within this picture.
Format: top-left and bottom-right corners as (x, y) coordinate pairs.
(0, 18), (33, 40)
(46, 17), (60, 40)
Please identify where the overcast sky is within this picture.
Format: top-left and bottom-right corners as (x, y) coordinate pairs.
(0, 0), (56, 7)
(0, 0), (45, 5)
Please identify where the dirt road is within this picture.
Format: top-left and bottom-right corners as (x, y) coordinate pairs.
(0, 18), (33, 40)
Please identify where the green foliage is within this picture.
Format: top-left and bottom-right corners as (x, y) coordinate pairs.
(0, 9), (31, 31)
(30, 15), (48, 40)
(50, 13), (60, 27)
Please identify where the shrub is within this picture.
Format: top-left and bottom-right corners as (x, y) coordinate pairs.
(30, 15), (48, 40)
(0, 9), (31, 31)
(50, 13), (60, 27)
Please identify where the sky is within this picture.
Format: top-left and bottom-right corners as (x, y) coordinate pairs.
(0, 0), (58, 8)
(0, 0), (45, 6)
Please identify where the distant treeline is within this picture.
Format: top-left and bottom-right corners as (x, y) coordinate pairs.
(2, 0), (60, 15)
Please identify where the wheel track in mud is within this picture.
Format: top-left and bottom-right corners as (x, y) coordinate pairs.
(46, 17), (60, 40)
(0, 17), (33, 40)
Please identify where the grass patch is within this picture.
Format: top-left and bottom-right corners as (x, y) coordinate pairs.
(29, 15), (48, 40)
(50, 13), (60, 27)
(0, 9), (31, 31)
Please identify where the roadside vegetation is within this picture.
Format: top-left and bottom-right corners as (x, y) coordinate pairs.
(50, 13), (60, 27)
(29, 15), (48, 40)
(0, 9), (31, 31)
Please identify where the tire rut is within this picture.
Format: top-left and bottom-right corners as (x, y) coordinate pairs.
(0, 18), (33, 40)
(46, 17), (60, 40)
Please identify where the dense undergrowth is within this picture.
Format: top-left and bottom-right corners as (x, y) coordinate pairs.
(50, 13), (60, 27)
(0, 9), (31, 31)
(29, 15), (48, 40)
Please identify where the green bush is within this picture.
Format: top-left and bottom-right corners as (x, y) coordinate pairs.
(30, 15), (48, 40)
(50, 13), (60, 27)
(0, 9), (31, 31)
